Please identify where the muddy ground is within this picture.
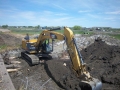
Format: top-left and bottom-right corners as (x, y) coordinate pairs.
(0, 32), (120, 90)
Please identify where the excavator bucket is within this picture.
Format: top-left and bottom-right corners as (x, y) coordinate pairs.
(80, 78), (102, 90)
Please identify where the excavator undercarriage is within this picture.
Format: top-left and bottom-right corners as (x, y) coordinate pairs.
(21, 51), (52, 65)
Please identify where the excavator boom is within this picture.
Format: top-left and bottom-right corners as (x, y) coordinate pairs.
(64, 27), (102, 90)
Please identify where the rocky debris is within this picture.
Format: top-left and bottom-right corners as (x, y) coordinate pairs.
(2, 49), (22, 64)
(1, 49), (22, 74)
(50, 34), (120, 59)
(75, 34), (120, 50)
(0, 29), (11, 32)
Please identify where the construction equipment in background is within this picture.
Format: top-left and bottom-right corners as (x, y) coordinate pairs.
(21, 27), (102, 90)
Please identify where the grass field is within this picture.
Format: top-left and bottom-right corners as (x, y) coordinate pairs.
(10, 29), (42, 35)
(109, 34), (120, 40)
(0, 44), (7, 50)
(9, 28), (94, 35)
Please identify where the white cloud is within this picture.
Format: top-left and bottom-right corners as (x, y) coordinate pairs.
(104, 17), (115, 20)
(72, 17), (87, 21)
(104, 17), (117, 22)
(42, 11), (53, 15)
(18, 11), (36, 20)
(78, 10), (91, 13)
(55, 13), (68, 16)
(53, 4), (66, 10)
(105, 10), (120, 14)
(28, 0), (49, 5)
(87, 14), (101, 19)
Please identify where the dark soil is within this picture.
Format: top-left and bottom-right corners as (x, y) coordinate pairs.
(9, 58), (63, 90)
(44, 38), (120, 90)
(45, 60), (82, 90)
(81, 38), (120, 90)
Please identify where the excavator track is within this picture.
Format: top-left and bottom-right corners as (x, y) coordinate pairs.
(21, 51), (40, 65)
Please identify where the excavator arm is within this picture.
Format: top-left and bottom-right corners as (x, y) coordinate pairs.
(64, 27), (102, 90)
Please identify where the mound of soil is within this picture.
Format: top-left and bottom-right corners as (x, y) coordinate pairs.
(81, 38), (120, 90)
(0, 33), (21, 47)
(45, 38), (120, 90)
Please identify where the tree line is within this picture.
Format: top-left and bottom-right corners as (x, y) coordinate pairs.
(1, 24), (82, 30)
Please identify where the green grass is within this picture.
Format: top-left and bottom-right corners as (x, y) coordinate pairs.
(0, 31), (3, 34)
(10, 29), (42, 35)
(9, 28), (94, 35)
(11, 29), (64, 35)
(55, 29), (64, 33)
(73, 30), (94, 35)
(0, 44), (7, 50)
(109, 34), (120, 40)
(52, 29), (94, 35)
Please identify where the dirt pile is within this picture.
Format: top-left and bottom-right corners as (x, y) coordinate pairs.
(0, 33), (21, 47)
(81, 38), (120, 90)
(45, 38), (120, 90)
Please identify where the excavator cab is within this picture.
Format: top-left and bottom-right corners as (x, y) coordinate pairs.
(41, 39), (52, 54)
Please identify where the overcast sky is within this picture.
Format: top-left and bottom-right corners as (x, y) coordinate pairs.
(0, 0), (120, 28)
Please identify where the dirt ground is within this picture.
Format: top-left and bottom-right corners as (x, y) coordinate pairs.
(0, 32), (120, 90)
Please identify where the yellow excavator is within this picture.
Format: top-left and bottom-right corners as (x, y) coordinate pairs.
(21, 27), (102, 90)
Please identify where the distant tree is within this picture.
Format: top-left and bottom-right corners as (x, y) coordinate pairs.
(38, 25), (40, 29)
(23, 26), (27, 28)
(28, 26), (33, 28)
(35, 25), (40, 29)
(2, 25), (8, 28)
(73, 25), (81, 30)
